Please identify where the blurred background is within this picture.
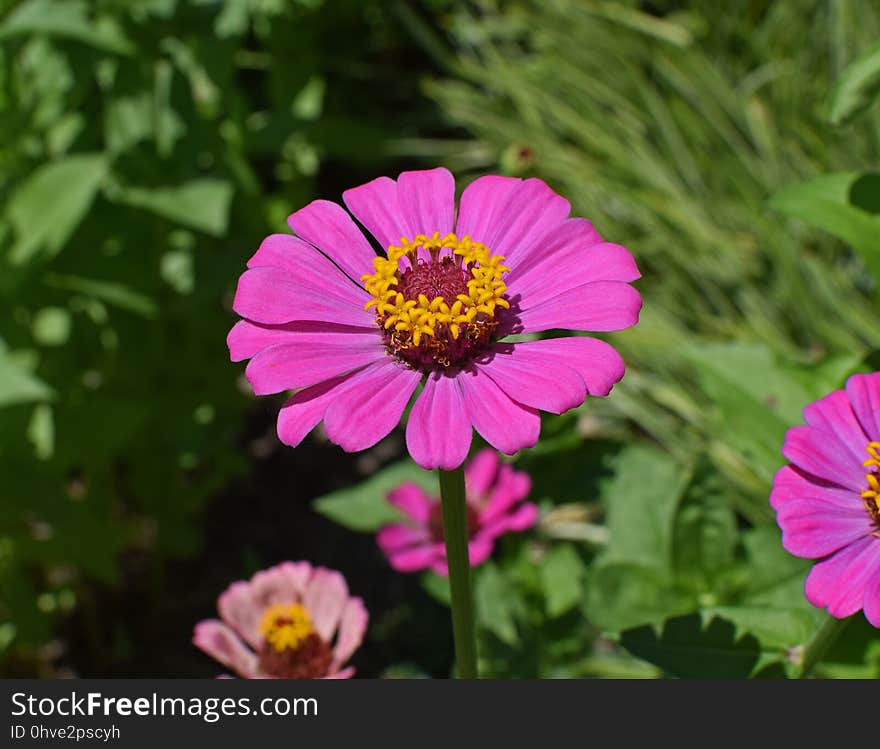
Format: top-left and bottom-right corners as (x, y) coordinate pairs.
(2, 0), (880, 679)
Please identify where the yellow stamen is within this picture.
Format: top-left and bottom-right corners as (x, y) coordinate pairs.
(259, 603), (314, 652)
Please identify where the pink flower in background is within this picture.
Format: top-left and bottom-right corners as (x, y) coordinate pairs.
(193, 561), (368, 678)
(770, 373), (880, 627)
(377, 449), (537, 575)
(228, 167), (640, 470)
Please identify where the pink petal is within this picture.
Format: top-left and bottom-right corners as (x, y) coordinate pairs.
(479, 344), (586, 414)
(776, 498), (872, 558)
(397, 168), (456, 236)
(303, 568), (350, 642)
(770, 465), (865, 512)
(276, 372), (359, 448)
(332, 597), (369, 668)
(805, 536), (880, 619)
(287, 200), (378, 282)
(476, 178), (570, 266)
(232, 266), (371, 327)
(244, 332), (385, 395)
(511, 240), (640, 309)
(324, 666), (356, 679)
(505, 218), (603, 281)
(246, 234), (369, 305)
(251, 562), (313, 609)
(864, 572), (880, 627)
(193, 621), (258, 678)
(229, 320), (374, 363)
(455, 175), (522, 244)
(343, 176), (411, 249)
(845, 372), (880, 442)
(501, 337), (625, 397)
(514, 280), (642, 333)
(406, 372), (473, 470)
(803, 389), (869, 465)
(479, 464), (533, 524)
(781, 425), (865, 492)
(479, 501), (539, 539)
(466, 537), (495, 567)
(457, 367), (540, 455)
(217, 581), (262, 648)
(464, 448), (501, 501)
(386, 483), (434, 523)
(385, 543), (441, 572)
(322, 359), (421, 452)
(376, 523), (432, 553)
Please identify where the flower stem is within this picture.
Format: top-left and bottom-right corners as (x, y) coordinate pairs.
(796, 615), (851, 678)
(438, 466), (478, 678)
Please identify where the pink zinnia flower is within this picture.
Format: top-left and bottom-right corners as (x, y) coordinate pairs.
(193, 561), (368, 678)
(228, 168), (641, 470)
(770, 373), (880, 627)
(377, 449), (537, 574)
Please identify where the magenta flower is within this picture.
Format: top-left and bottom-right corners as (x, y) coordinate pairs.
(770, 373), (880, 627)
(193, 561), (368, 678)
(228, 168), (641, 470)
(377, 449), (537, 575)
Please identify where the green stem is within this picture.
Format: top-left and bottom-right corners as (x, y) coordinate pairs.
(438, 466), (478, 678)
(796, 615), (851, 678)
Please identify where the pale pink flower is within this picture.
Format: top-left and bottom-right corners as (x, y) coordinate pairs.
(228, 168), (640, 470)
(193, 561), (368, 678)
(377, 449), (537, 575)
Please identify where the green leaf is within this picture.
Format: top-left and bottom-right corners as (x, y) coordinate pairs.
(769, 172), (880, 279)
(112, 179), (234, 236)
(828, 41), (880, 125)
(587, 563), (695, 632)
(421, 571), (450, 606)
(6, 154), (108, 266)
(598, 445), (690, 572)
(673, 462), (737, 586)
(26, 404), (54, 460)
(44, 274), (157, 319)
(620, 613), (762, 679)
(313, 459), (435, 532)
(539, 544), (586, 618)
(31, 307), (72, 346)
(0, 350), (53, 408)
(684, 343), (805, 481)
(475, 561), (522, 646)
(0, 0), (135, 55)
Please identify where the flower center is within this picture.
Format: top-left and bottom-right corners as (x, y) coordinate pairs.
(362, 232), (510, 371)
(257, 602), (333, 678)
(860, 442), (880, 529)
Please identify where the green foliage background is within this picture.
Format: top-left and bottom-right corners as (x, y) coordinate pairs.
(2, 0), (880, 678)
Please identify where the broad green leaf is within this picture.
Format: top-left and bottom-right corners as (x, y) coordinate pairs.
(828, 41), (880, 125)
(620, 613), (761, 679)
(539, 544), (585, 618)
(6, 154), (108, 266)
(313, 459), (435, 532)
(598, 445), (690, 571)
(703, 606), (815, 652)
(0, 351), (53, 408)
(673, 463), (737, 586)
(684, 343), (803, 481)
(587, 563), (695, 632)
(769, 172), (880, 279)
(0, 0), (135, 55)
(112, 179), (234, 236)
(475, 561), (522, 646)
